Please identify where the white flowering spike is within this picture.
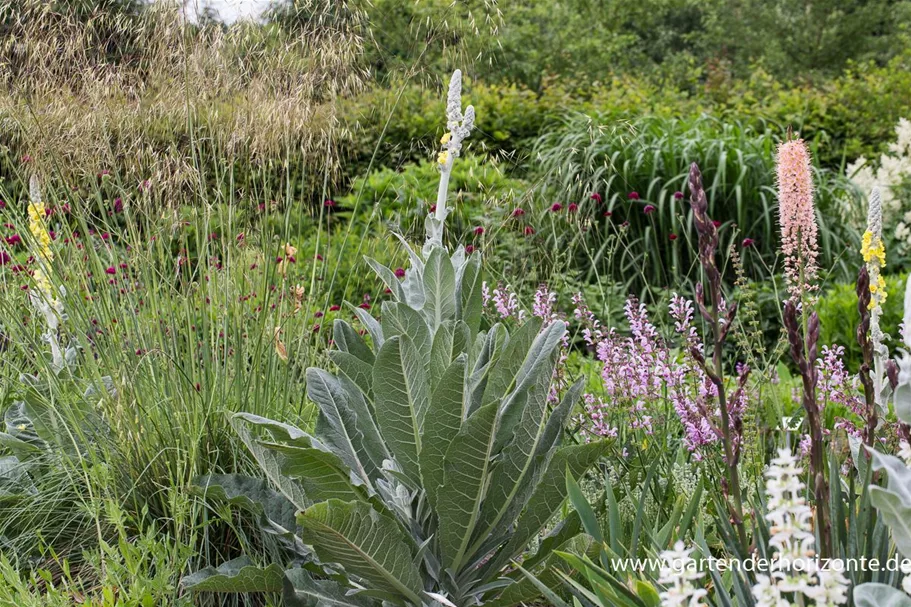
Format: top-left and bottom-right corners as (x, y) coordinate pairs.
(656, 541), (708, 607)
(752, 448), (848, 606)
(424, 69), (475, 256)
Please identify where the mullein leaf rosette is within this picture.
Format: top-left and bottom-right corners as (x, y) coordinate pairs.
(185, 70), (602, 607)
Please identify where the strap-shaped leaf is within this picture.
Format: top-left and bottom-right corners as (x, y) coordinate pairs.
(421, 355), (467, 512)
(381, 302), (431, 362)
(471, 378), (584, 556)
(298, 499), (423, 606)
(306, 368), (385, 485)
(329, 350), (374, 398)
(430, 321), (455, 393)
(481, 318), (543, 410)
(333, 320), (375, 364)
(466, 324), (508, 418)
(437, 402), (499, 572)
(485, 442), (609, 576)
(456, 253), (483, 334)
(283, 568), (374, 607)
(182, 557), (284, 592)
(366, 257), (406, 302)
(373, 335), (429, 484)
(422, 247), (456, 332)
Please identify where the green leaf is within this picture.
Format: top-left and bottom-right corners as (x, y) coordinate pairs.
(333, 319), (375, 364)
(381, 302), (431, 362)
(298, 499), (423, 606)
(490, 442), (609, 573)
(306, 368), (386, 485)
(481, 318), (543, 411)
(192, 474), (296, 534)
(869, 486), (911, 557)
(895, 384), (911, 426)
(329, 350), (374, 398)
(456, 253), (483, 334)
(232, 413), (311, 510)
(430, 321), (455, 393)
(350, 305), (384, 349)
(854, 583), (911, 607)
(438, 402), (499, 572)
(421, 355), (467, 513)
(269, 438), (366, 503)
(422, 247), (456, 332)
(283, 568), (374, 607)
(566, 470), (602, 544)
(366, 257), (406, 303)
(181, 557), (284, 592)
(373, 336), (429, 484)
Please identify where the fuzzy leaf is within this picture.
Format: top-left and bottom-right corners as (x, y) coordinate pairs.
(456, 253), (483, 334)
(283, 568), (374, 607)
(423, 247), (457, 332)
(381, 302), (432, 363)
(182, 557), (284, 592)
(373, 335), (429, 484)
(333, 320), (375, 364)
(854, 583), (911, 607)
(421, 355), (467, 512)
(298, 499), (423, 605)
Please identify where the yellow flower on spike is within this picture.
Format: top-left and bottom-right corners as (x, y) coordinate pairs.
(860, 230), (885, 267)
(437, 150), (449, 166)
(28, 200), (53, 263)
(440, 132), (451, 145)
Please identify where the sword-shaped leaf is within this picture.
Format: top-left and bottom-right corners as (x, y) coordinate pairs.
(456, 252), (483, 334)
(421, 355), (467, 512)
(423, 247), (456, 332)
(333, 319), (375, 364)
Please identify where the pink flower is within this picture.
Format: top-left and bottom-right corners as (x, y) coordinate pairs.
(524, 226), (535, 236)
(394, 267), (405, 278)
(777, 139), (819, 299)
(465, 244), (476, 254)
(105, 266), (117, 275)
(113, 198), (124, 213)
(568, 203), (578, 213)
(673, 191), (684, 200)
(473, 226), (484, 235)
(627, 191), (640, 200)
(324, 199), (336, 208)
(643, 205), (656, 214)
(551, 203), (563, 212)
(512, 208), (525, 218)
(741, 238), (755, 247)
(0, 251), (9, 265)
(590, 192), (602, 203)
(0, 200), (6, 209)
(5, 234), (21, 246)
(329, 304), (341, 312)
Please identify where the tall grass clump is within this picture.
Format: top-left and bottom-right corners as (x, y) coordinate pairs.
(531, 113), (863, 290)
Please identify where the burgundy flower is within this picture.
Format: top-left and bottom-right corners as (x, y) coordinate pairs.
(5, 234), (21, 246)
(237, 233), (245, 242)
(314, 311), (324, 318)
(568, 203), (578, 213)
(590, 192), (602, 203)
(712, 220), (722, 228)
(673, 191), (684, 200)
(394, 267), (406, 278)
(628, 191), (640, 200)
(324, 199), (336, 207)
(0, 251), (9, 265)
(105, 266), (116, 275)
(643, 205), (656, 215)
(621, 221), (630, 228)
(312, 324), (321, 333)
(473, 226), (484, 236)
(524, 226), (535, 236)
(742, 238), (755, 248)
(329, 304), (341, 312)
(551, 203), (563, 212)
(358, 302), (371, 310)
(669, 233), (678, 241)
(465, 244), (476, 254)
(512, 208), (525, 218)
(603, 211), (612, 217)
(429, 204), (437, 213)
(113, 198), (124, 213)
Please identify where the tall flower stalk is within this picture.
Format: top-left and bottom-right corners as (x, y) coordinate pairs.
(687, 162), (749, 551)
(424, 69), (474, 255)
(777, 138), (831, 557)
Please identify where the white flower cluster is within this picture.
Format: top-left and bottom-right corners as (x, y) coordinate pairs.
(849, 118), (911, 249)
(752, 449), (849, 607)
(656, 541), (707, 607)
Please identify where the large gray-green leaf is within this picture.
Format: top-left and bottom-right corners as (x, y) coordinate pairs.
(481, 318), (542, 411)
(366, 257), (406, 303)
(283, 568), (374, 607)
(430, 321), (455, 393)
(869, 486), (911, 557)
(232, 413), (311, 510)
(268, 439), (366, 504)
(854, 583), (911, 607)
(298, 499), (423, 605)
(373, 336), (429, 484)
(869, 448), (911, 504)
(466, 324), (508, 418)
(192, 474), (296, 535)
(456, 253), (483, 334)
(181, 557), (284, 592)
(438, 402), (499, 572)
(333, 320), (375, 364)
(895, 383), (911, 426)
(423, 247), (456, 332)
(350, 305), (384, 349)
(328, 351), (374, 398)
(381, 302), (431, 362)
(306, 368), (385, 485)
(472, 378), (584, 556)
(421, 355), (467, 512)
(486, 441), (609, 575)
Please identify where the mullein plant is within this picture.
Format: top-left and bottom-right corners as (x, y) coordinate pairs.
(185, 70), (606, 607)
(777, 138), (832, 558)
